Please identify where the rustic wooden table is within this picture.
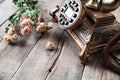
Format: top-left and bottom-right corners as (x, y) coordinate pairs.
(0, 0), (120, 80)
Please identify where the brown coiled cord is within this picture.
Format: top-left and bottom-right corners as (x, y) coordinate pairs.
(103, 32), (120, 75)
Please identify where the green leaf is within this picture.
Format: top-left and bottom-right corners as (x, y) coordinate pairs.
(24, 0), (38, 5)
(5, 27), (9, 33)
(31, 0), (38, 5)
(23, 9), (39, 18)
(13, 0), (22, 7)
(32, 9), (39, 15)
(8, 14), (20, 24)
(8, 24), (11, 27)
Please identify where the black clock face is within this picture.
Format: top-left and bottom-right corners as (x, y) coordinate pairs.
(58, 0), (82, 29)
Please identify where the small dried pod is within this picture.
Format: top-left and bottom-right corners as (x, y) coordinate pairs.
(8, 28), (16, 35)
(38, 15), (45, 22)
(3, 35), (12, 43)
(36, 22), (48, 32)
(21, 26), (32, 36)
(12, 34), (19, 41)
(46, 41), (55, 50)
(47, 22), (53, 30)
(20, 19), (34, 27)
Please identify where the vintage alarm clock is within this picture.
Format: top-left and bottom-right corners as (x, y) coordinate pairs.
(50, 0), (85, 29)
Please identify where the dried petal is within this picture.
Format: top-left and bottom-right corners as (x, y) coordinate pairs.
(36, 22), (47, 32)
(21, 26), (32, 36)
(8, 28), (16, 35)
(3, 35), (12, 43)
(46, 42), (55, 50)
(20, 19), (34, 27)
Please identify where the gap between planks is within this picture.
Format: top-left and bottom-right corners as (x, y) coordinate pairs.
(10, 27), (65, 80)
(0, 0), (18, 26)
(0, 10), (18, 27)
(10, 34), (44, 80)
(45, 41), (65, 80)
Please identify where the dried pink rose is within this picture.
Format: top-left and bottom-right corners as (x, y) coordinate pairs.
(12, 34), (19, 41)
(3, 35), (12, 43)
(36, 22), (47, 32)
(20, 19), (34, 27)
(8, 28), (16, 35)
(21, 26), (32, 36)
(38, 16), (45, 22)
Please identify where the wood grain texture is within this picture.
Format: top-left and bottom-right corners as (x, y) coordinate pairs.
(10, 23), (64, 80)
(0, 0), (18, 26)
(0, 0), (5, 4)
(0, 1), (43, 80)
(9, 0), (84, 80)
(0, 0), (120, 80)
(0, 21), (43, 80)
(46, 37), (84, 80)
(81, 53), (120, 80)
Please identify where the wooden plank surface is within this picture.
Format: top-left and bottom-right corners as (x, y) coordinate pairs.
(46, 35), (84, 80)
(9, 0), (84, 80)
(82, 53), (120, 80)
(0, 0), (120, 80)
(0, 1), (42, 80)
(10, 24), (64, 80)
(0, 22), (43, 80)
(0, 0), (18, 26)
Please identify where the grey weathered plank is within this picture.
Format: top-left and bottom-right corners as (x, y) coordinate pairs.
(9, 0), (84, 80)
(9, 0), (64, 80)
(10, 29), (84, 80)
(0, 0), (119, 80)
(0, 0), (5, 4)
(0, 21), (43, 80)
(10, 23), (64, 80)
(6, 0), (65, 80)
(81, 53), (120, 80)
(0, 21), (10, 56)
(46, 36), (84, 80)
(0, 0), (18, 26)
(0, 0), (44, 79)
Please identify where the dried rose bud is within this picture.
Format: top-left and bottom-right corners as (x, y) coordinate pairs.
(36, 22), (47, 32)
(22, 15), (28, 20)
(3, 35), (12, 43)
(21, 26), (32, 36)
(46, 42), (55, 50)
(12, 34), (19, 41)
(8, 28), (16, 35)
(20, 19), (34, 27)
(38, 16), (45, 22)
(47, 22), (53, 30)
